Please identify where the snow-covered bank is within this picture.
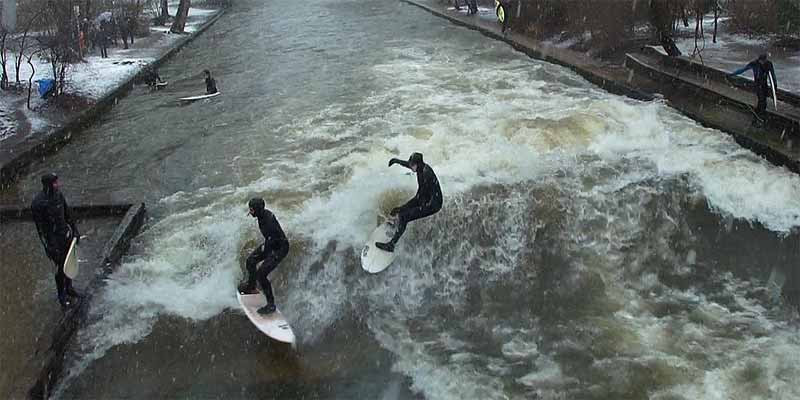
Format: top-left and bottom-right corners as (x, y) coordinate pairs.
(674, 16), (800, 93)
(0, 5), (222, 145)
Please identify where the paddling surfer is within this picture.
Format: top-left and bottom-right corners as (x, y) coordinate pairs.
(204, 69), (218, 94)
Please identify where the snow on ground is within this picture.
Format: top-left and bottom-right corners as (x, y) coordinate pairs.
(674, 15), (800, 94)
(0, 4), (219, 144)
(22, 97), (50, 134)
(10, 6), (216, 101)
(0, 96), (16, 141)
(10, 53), (155, 100)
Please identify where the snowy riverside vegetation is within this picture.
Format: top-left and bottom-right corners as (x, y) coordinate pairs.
(0, 0), (220, 106)
(461, 0), (800, 59)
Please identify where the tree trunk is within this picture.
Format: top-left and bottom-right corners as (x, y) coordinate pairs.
(81, 0), (92, 18)
(27, 52), (37, 110)
(161, 0), (170, 21)
(713, 1), (718, 43)
(0, 32), (7, 90)
(170, 0), (190, 34)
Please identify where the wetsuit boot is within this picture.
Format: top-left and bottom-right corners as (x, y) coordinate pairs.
(258, 304), (277, 315)
(257, 267), (278, 315)
(238, 280), (258, 295)
(67, 285), (84, 299)
(375, 241), (396, 253)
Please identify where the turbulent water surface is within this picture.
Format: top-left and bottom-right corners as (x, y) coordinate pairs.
(12, 0), (800, 398)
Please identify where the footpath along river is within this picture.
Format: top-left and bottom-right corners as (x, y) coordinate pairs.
(7, 0), (800, 398)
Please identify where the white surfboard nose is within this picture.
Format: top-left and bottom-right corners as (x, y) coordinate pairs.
(236, 292), (296, 343)
(361, 221), (398, 274)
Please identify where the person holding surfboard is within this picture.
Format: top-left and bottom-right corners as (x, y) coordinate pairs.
(238, 198), (289, 315)
(729, 54), (778, 126)
(376, 152), (443, 253)
(31, 173), (82, 310)
(204, 70), (218, 95)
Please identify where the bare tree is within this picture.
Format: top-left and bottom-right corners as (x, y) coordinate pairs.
(0, 27), (8, 90)
(161, 0), (170, 22)
(26, 48), (43, 109)
(37, 0), (80, 96)
(14, 7), (45, 86)
(147, 0), (169, 25)
(170, 0), (190, 33)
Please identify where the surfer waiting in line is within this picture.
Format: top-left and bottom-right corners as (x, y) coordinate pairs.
(204, 69), (218, 94)
(728, 54), (777, 127)
(376, 152), (443, 253)
(31, 173), (82, 310)
(143, 66), (164, 88)
(238, 198), (289, 315)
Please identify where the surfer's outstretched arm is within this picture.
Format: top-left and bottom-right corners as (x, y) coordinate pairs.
(388, 158), (412, 170)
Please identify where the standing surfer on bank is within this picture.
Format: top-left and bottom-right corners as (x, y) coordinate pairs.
(376, 152), (443, 253)
(238, 198), (289, 315)
(729, 53), (778, 127)
(31, 173), (82, 310)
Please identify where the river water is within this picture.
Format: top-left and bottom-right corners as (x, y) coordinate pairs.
(11, 0), (800, 398)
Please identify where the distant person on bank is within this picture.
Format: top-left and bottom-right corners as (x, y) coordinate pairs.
(31, 173), (83, 310)
(204, 70), (218, 94)
(729, 53), (778, 126)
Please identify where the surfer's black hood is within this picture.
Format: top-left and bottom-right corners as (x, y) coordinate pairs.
(41, 172), (58, 196)
(249, 197), (266, 217)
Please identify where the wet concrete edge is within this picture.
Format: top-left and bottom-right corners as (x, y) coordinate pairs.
(625, 53), (800, 173)
(629, 50), (800, 139)
(640, 46), (800, 109)
(0, 8), (228, 189)
(0, 203), (131, 221)
(399, 0), (654, 102)
(26, 202), (147, 400)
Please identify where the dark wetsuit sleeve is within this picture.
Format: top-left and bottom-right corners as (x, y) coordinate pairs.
(391, 158), (412, 169)
(402, 165), (441, 210)
(417, 166), (441, 208)
(259, 211), (288, 250)
(731, 63), (752, 77)
(31, 198), (49, 251)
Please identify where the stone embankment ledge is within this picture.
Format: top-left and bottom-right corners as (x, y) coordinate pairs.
(0, 9), (226, 188)
(401, 0), (800, 174)
(17, 202), (148, 400)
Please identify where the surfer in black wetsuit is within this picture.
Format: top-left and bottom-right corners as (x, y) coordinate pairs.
(31, 173), (82, 310)
(376, 153), (443, 253)
(143, 66), (163, 88)
(238, 198), (289, 315)
(204, 69), (218, 94)
(729, 54), (777, 126)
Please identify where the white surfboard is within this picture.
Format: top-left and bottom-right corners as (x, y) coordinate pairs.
(768, 74), (778, 112)
(361, 220), (398, 273)
(155, 81), (169, 89)
(64, 238), (79, 279)
(236, 292), (295, 343)
(179, 92), (221, 102)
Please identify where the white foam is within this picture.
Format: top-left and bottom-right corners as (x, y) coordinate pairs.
(63, 26), (800, 400)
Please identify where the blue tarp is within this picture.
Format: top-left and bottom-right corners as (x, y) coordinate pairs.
(37, 79), (55, 99)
